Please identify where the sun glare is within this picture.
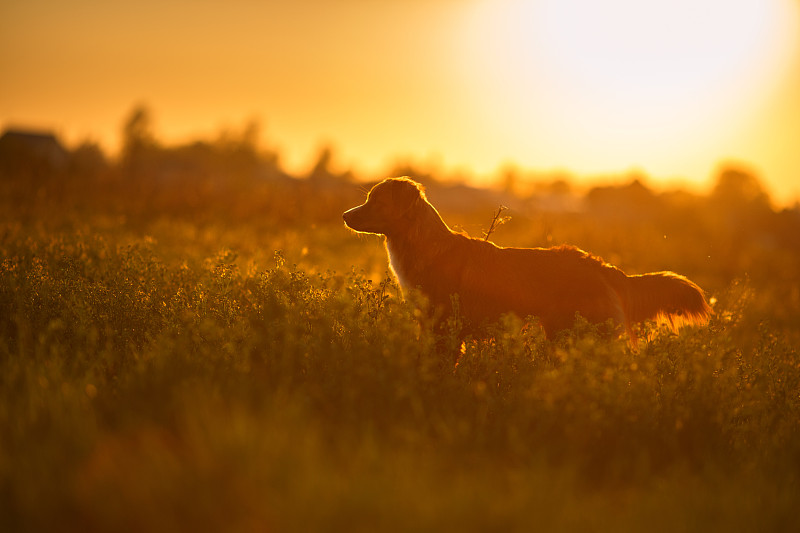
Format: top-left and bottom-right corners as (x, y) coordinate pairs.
(459, 0), (798, 177)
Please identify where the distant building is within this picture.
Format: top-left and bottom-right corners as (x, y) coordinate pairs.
(0, 128), (69, 175)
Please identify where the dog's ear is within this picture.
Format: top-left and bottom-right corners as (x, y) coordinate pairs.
(392, 178), (425, 209)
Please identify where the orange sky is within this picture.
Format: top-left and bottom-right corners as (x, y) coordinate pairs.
(2, 0), (799, 204)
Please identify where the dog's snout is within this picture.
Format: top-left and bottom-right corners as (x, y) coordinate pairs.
(342, 206), (357, 223)
(343, 203), (382, 234)
(342, 205), (362, 229)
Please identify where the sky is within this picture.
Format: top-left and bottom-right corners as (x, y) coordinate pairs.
(2, 0), (799, 204)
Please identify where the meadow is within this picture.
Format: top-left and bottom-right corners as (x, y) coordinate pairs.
(1, 147), (799, 532)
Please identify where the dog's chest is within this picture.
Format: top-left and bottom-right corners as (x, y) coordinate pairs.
(385, 241), (413, 288)
(386, 239), (433, 290)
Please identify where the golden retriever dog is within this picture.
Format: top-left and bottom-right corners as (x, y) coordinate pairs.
(343, 177), (712, 342)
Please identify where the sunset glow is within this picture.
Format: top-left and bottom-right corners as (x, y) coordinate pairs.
(458, 0), (800, 189)
(2, 0), (799, 202)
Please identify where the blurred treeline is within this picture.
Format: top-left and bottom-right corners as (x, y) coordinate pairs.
(2, 105), (799, 303)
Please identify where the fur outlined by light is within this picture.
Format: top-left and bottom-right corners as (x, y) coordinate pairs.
(343, 177), (712, 344)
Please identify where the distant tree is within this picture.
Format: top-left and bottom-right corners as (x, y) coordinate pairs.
(241, 118), (260, 152)
(711, 165), (771, 209)
(546, 179), (572, 196)
(707, 165), (776, 252)
(498, 163), (520, 196)
(122, 105), (156, 153)
(229, 118), (262, 176)
(387, 160), (435, 184)
(534, 175), (573, 196)
(69, 141), (108, 179)
(215, 118), (259, 154)
(309, 146), (333, 179)
(307, 145), (352, 183)
(586, 178), (660, 219)
(121, 104), (159, 178)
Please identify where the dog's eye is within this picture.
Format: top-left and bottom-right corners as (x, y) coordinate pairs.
(368, 192), (389, 206)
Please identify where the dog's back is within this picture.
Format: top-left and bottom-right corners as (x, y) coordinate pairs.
(435, 242), (626, 335)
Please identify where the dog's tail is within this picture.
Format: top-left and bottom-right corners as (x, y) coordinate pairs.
(621, 271), (713, 331)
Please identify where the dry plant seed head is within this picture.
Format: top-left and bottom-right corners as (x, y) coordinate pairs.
(483, 205), (510, 241)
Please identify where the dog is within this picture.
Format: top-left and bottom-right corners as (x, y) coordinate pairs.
(343, 177), (712, 343)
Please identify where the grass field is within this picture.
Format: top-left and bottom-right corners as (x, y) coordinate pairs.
(2, 162), (799, 532)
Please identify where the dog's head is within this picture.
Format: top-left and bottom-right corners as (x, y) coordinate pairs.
(343, 177), (426, 236)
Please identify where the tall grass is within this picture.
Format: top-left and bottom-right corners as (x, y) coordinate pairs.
(1, 171), (799, 532)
